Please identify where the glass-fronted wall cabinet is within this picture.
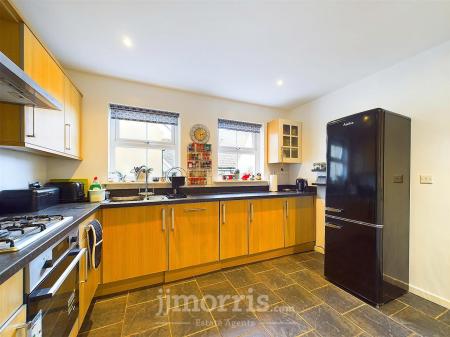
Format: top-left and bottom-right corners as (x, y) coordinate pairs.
(267, 119), (302, 164)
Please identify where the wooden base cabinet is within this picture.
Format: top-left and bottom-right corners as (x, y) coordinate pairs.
(285, 196), (315, 247)
(169, 202), (219, 270)
(249, 198), (285, 254)
(102, 205), (168, 283)
(220, 200), (248, 260)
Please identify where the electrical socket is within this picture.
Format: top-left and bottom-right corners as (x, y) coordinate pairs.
(420, 175), (433, 184)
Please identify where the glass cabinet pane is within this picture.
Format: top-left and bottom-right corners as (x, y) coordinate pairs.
(291, 148), (298, 158)
(283, 124), (290, 135)
(283, 136), (290, 147)
(283, 147), (291, 159)
(291, 136), (298, 147)
(291, 125), (298, 136)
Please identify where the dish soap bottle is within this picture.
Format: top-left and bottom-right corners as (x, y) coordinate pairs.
(89, 176), (102, 191)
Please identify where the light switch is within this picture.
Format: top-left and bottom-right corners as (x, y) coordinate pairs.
(420, 175), (433, 184)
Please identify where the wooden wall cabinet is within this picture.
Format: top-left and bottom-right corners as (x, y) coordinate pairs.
(78, 214), (101, 329)
(0, 15), (82, 159)
(219, 200), (249, 260)
(284, 196), (316, 247)
(267, 119), (302, 164)
(249, 198), (285, 254)
(169, 202), (219, 270)
(102, 205), (168, 283)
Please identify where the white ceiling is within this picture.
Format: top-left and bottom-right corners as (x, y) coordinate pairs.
(12, 0), (450, 109)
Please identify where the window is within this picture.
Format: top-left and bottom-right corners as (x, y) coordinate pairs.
(217, 119), (262, 177)
(109, 104), (179, 180)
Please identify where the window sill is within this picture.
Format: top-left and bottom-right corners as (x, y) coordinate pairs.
(104, 180), (269, 189)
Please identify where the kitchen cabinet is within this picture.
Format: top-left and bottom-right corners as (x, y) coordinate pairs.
(284, 196), (315, 247)
(102, 205), (168, 283)
(267, 119), (302, 163)
(168, 202), (219, 270)
(78, 214), (101, 328)
(0, 270), (22, 328)
(0, 305), (26, 337)
(64, 77), (82, 158)
(248, 198), (285, 254)
(219, 200), (248, 260)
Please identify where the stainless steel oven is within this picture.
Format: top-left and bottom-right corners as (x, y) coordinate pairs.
(25, 229), (86, 337)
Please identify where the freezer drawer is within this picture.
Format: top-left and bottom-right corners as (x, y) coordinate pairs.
(324, 217), (382, 305)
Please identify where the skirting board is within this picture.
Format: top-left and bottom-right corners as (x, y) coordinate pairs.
(314, 245), (324, 254)
(409, 284), (450, 309)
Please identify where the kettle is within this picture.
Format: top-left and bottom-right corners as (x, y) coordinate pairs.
(296, 178), (309, 192)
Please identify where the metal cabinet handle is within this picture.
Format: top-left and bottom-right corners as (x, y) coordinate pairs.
(285, 200), (289, 218)
(250, 203), (254, 222)
(184, 208), (207, 212)
(65, 123), (71, 150)
(171, 208), (175, 231)
(326, 207), (343, 213)
(80, 248), (88, 284)
(325, 222), (343, 230)
(162, 208), (166, 231)
(222, 203), (226, 224)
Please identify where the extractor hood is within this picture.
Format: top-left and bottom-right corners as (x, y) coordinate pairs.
(0, 51), (62, 110)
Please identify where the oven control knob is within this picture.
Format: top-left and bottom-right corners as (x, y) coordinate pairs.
(43, 259), (53, 269)
(70, 236), (78, 244)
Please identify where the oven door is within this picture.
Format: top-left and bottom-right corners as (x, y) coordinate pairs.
(28, 248), (86, 337)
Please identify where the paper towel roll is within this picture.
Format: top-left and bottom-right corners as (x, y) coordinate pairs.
(269, 175), (278, 192)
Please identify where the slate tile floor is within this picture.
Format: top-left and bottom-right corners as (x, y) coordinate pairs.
(79, 252), (450, 337)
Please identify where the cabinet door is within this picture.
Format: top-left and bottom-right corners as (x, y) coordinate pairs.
(0, 305), (26, 337)
(169, 202), (219, 270)
(78, 215), (100, 326)
(285, 197), (315, 247)
(220, 200), (248, 260)
(249, 198), (284, 254)
(102, 206), (168, 283)
(64, 77), (81, 158)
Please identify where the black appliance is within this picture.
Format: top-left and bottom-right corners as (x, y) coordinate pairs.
(26, 228), (84, 337)
(0, 186), (59, 214)
(167, 176), (187, 199)
(325, 108), (410, 307)
(45, 182), (85, 203)
(296, 178), (308, 192)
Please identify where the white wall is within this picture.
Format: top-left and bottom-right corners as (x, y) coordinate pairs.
(0, 149), (47, 190)
(47, 70), (290, 184)
(288, 40), (450, 308)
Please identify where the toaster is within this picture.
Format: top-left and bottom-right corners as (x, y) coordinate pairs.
(45, 182), (85, 203)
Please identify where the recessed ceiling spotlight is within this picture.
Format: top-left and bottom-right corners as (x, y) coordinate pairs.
(122, 36), (133, 48)
(276, 79), (284, 86)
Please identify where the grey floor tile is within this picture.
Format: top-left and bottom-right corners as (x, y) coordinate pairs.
(189, 326), (222, 337)
(305, 252), (324, 263)
(256, 304), (313, 337)
(301, 259), (324, 276)
(237, 282), (283, 310)
(200, 280), (241, 309)
(128, 285), (164, 306)
(78, 322), (122, 337)
(196, 271), (227, 288)
(393, 306), (450, 337)
(344, 304), (412, 337)
(224, 267), (260, 288)
(297, 331), (320, 337)
(378, 299), (408, 316)
(169, 300), (215, 337)
(246, 261), (275, 274)
(126, 324), (170, 336)
(211, 300), (261, 337)
(438, 310), (450, 326)
(122, 299), (168, 336)
(290, 252), (314, 263)
(289, 269), (329, 291)
(164, 280), (203, 308)
(275, 284), (322, 313)
(270, 256), (305, 274)
(80, 295), (127, 332)
(257, 269), (295, 290)
(312, 284), (362, 314)
(398, 293), (447, 318)
(301, 304), (362, 337)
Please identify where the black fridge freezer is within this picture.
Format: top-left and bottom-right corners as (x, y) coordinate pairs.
(325, 108), (410, 307)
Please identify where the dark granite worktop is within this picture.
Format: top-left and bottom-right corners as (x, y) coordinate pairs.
(0, 190), (315, 284)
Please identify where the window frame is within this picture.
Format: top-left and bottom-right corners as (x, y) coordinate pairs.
(217, 127), (262, 176)
(109, 118), (179, 178)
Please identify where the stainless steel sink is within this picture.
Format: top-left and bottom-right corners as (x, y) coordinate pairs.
(109, 195), (167, 202)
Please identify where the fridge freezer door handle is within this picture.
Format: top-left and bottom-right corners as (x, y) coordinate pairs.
(325, 207), (343, 213)
(325, 222), (343, 230)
